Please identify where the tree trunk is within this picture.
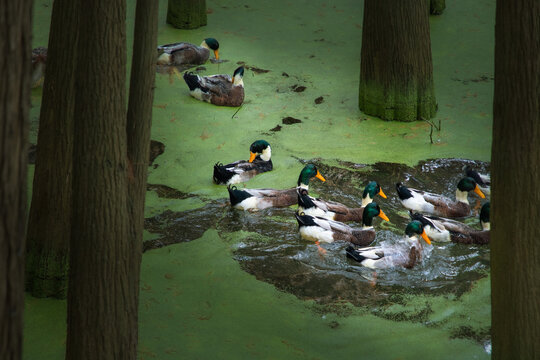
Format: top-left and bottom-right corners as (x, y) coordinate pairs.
(167, 0), (207, 29)
(26, 0), (79, 299)
(430, 0), (445, 15)
(125, 0), (159, 351)
(491, 0), (540, 358)
(65, 0), (134, 358)
(0, 0), (32, 358)
(359, 0), (437, 122)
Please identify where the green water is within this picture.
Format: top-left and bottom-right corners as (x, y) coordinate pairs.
(26, 0), (493, 358)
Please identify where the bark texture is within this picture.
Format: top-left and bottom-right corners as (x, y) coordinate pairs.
(26, 0), (79, 299)
(0, 0), (32, 358)
(126, 0), (159, 350)
(491, 0), (540, 358)
(66, 0), (134, 358)
(167, 0), (207, 29)
(359, 0), (437, 121)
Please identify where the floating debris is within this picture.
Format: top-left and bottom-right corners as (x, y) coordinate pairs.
(291, 84), (306, 92)
(282, 116), (302, 125)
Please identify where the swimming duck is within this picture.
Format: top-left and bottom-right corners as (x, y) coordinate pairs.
(294, 202), (389, 246)
(395, 177), (485, 218)
(410, 202), (490, 245)
(183, 66), (244, 107)
(157, 38), (219, 66)
(346, 220), (432, 269)
(213, 140), (272, 185)
(464, 166), (491, 195)
(297, 181), (387, 222)
(31, 47), (47, 88)
(228, 163), (325, 211)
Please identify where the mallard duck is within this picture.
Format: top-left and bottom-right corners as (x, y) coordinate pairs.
(228, 163), (325, 210)
(213, 140), (272, 185)
(183, 66), (244, 107)
(156, 38), (219, 66)
(294, 202), (389, 246)
(464, 166), (491, 195)
(297, 181), (387, 222)
(31, 47), (47, 88)
(346, 220), (432, 269)
(395, 177), (485, 218)
(410, 202), (490, 244)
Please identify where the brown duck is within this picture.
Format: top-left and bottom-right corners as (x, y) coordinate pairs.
(396, 177), (485, 218)
(183, 66), (244, 107)
(297, 181), (386, 222)
(228, 164), (325, 211)
(410, 202), (490, 245)
(346, 220), (432, 269)
(294, 202), (389, 247)
(157, 38), (219, 66)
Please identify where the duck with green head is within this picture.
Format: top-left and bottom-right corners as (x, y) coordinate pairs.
(183, 66), (245, 107)
(297, 181), (387, 223)
(228, 164), (325, 211)
(346, 220), (432, 269)
(157, 38), (220, 66)
(464, 166), (491, 196)
(396, 177), (485, 218)
(410, 201), (490, 244)
(294, 202), (389, 248)
(214, 140), (272, 185)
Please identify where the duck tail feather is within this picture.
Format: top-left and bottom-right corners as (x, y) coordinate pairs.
(396, 182), (412, 200)
(213, 162), (232, 184)
(345, 245), (367, 263)
(183, 71), (202, 91)
(227, 185), (250, 206)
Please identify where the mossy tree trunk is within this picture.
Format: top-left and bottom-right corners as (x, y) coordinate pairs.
(491, 0), (540, 358)
(167, 0), (207, 29)
(359, 0), (437, 122)
(0, 0), (32, 357)
(25, 0), (79, 299)
(126, 0), (159, 348)
(430, 0), (445, 15)
(66, 0), (133, 358)
(65, 0), (158, 357)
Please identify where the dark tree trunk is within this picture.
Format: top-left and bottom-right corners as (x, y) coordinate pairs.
(491, 0), (540, 358)
(26, 0), (79, 299)
(65, 0), (134, 358)
(125, 0), (159, 350)
(359, 0), (437, 122)
(430, 0), (445, 15)
(167, 0), (207, 29)
(0, 0), (32, 358)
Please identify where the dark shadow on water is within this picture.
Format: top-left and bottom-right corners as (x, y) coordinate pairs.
(144, 158), (490, 308)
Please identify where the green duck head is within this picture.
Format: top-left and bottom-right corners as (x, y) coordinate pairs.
(249, 140), (271, 162)
(297, 164), (325, 188)
(362, 181), (387, 206)
(202, 38), (220, 59)
(361, 202), (390, 227)
(405, 220), (432, 245)
(457, 177), (485, 198)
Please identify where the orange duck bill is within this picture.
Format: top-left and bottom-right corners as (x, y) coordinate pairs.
(249, 152), (257, 163)
(421, 230), (432, 245)
(315, 170), (326, 182)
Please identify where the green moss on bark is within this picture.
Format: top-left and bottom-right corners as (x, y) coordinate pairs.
(359, 81), (437, 122)
(167, 0), (207, 29)
(26, 248), (68, 298)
